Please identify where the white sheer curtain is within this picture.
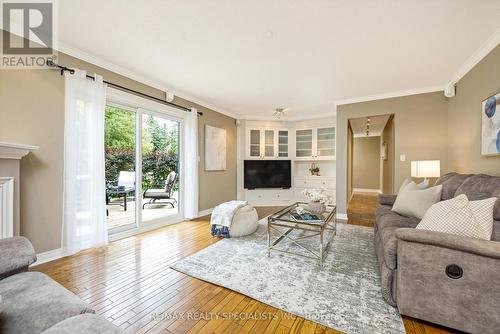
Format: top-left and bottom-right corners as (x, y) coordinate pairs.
(62, 69), (107, 255)
(183, 108), (199, 219)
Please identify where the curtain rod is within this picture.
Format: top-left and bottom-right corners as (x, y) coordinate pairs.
(46, 59), (202, 116)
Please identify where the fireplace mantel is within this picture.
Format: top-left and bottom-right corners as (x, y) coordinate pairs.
(0, 141), (39, 160)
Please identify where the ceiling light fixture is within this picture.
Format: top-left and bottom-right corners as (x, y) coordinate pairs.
(273, 108), (286, 119)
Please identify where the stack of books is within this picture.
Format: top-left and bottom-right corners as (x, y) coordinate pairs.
(290, 212), (322, 223)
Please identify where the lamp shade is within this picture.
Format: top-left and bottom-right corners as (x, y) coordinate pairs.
(411, 160), (440, 178)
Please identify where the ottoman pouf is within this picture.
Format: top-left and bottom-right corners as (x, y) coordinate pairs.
(229, 205), (259, 237)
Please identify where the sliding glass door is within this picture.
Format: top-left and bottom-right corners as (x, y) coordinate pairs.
(104, 105), (137, 231)
(141, 112), (180, 223)
(105, 103), (182, 234)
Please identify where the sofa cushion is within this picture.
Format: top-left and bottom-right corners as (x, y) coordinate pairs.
(375, 211), (420, 270)
(0, 272), (94, 334)
(454, 174), (500, 221)
(376, 210), (420, 233)
(492, 221), (500, 241)
(377, 227), (399, 270)
(375, 204), (392, 220)
(435, 172), (473, 200)
(41, 314), (121, 334)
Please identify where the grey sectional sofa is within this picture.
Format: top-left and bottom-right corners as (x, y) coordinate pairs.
(375, 172), (500, 333)
(0, 236), (121, 334)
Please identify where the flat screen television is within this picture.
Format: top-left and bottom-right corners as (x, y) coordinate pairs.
(244, 160), (291, 189)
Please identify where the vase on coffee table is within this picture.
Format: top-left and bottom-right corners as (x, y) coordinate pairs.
(308, 201), (326, 215)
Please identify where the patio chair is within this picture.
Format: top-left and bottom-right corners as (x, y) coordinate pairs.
(106, 171), (136, 212)
(142, 171), (178, 209)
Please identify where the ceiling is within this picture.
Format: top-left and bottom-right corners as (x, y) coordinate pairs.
(349, 115), (390, 137)
(54, 1), (500, 119)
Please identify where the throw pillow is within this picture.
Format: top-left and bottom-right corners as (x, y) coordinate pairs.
(416, 194), (497, 240)
(392, 181), (442, 219)
(398, 178), (429, 193)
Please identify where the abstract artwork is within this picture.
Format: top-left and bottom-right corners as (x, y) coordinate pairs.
(481, 91), (500, 156)
(205, 125), (226, 170)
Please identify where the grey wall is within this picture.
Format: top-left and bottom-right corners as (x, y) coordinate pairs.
(447, 44), (500, 175)
(352, 136), (381, 190)
(0, 31), (237, 252)
(337, 45), (500, 214)
(336, 92), (449, 214)
(381, 116), (394, 194)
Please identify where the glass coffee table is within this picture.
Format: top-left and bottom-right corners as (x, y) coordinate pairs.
(267, 202), (337, 270)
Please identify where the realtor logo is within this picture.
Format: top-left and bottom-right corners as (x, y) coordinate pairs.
(1, 0), (57, 69)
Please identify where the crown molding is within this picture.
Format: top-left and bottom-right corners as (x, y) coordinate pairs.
(57, 42), (240, 119)
(449, 27), (500, 85)
(239, 111), (336, 122)
(5, 24), (499, 120)
(334, 84), (445, 106)
(334, 29), (500, 106)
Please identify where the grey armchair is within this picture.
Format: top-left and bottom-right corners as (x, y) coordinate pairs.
(0, 237), (121, 334)
(0, 236), (36, 280)
(375, 172), (500, 333)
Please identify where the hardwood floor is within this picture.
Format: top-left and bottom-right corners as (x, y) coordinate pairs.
(33, 203), (458, 334)
(347, 192), (379, 227)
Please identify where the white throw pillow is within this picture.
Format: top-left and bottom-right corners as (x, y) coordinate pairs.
(398, 178), (429, 193)
(392, 181), (442, 219)
(416, 194), (497, 240)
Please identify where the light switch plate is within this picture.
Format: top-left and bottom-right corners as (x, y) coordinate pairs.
(400, 154), (406, 162)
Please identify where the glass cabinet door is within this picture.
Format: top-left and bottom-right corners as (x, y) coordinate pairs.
(296, 129), (313, 157)
(249, 129), (261, 157)
(264, 129), (275, 157)
(316, 127), (335, 157)
(278, 130), (288, 157)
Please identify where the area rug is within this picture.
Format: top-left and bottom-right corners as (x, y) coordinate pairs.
(171, 219), (405, 334)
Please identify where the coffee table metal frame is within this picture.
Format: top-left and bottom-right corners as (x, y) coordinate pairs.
(267, 202), (337, 270)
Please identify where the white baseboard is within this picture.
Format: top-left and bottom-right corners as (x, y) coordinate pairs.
(34, 216), (192, 265)
(336, 213), (348, 220)
(353, 188), (382, 194)
(196, 208), (213, 217)
(33, 209), (348, 266)
(33, 248), (65, 266)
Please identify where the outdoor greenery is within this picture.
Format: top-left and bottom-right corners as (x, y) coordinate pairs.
(104, 106), (179, 190)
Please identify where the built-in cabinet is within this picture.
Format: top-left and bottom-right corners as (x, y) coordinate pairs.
(240, 119), (336, 206)
(295, 127), (335, 160)
(246, 128), (289, 159)
(246, 126), (335, 160)
(294, 176), (336, 204)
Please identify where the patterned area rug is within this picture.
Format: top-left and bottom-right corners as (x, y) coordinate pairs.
(171, 220), (405, 334)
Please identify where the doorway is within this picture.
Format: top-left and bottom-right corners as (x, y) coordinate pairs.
(346, 114), (394, 226)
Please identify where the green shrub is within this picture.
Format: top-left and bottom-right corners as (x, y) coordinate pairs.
(105, 147), (178, 191)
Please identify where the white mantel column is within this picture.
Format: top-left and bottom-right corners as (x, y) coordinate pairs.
(0, 142), (39, 237)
